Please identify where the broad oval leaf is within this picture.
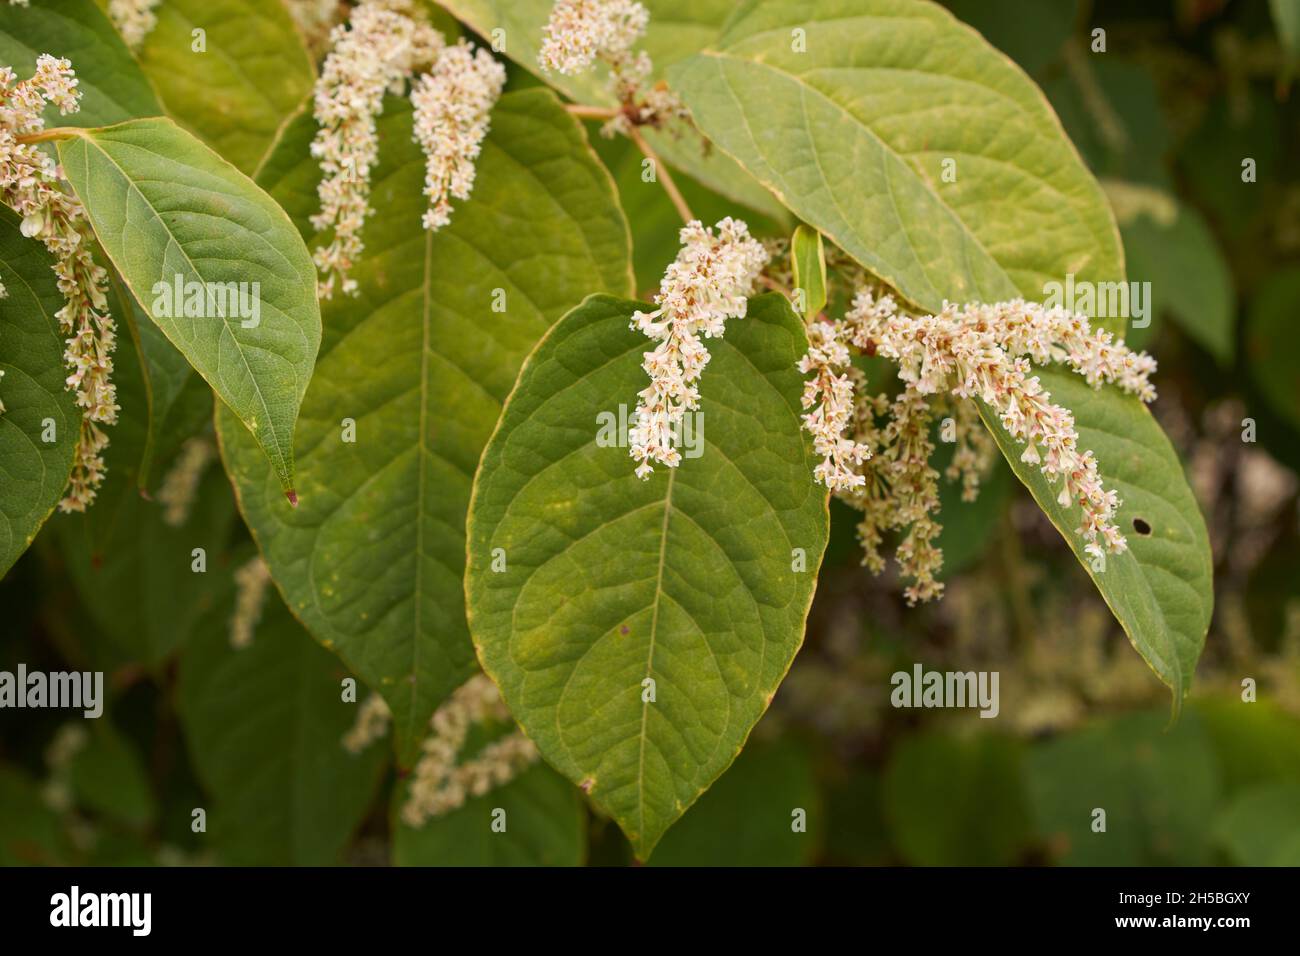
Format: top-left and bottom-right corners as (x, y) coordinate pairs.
(0, 0), (161, 127)
(670, 0), (1124, 314)
(177, 588), (388, 865)
(217, 88), (633, 764)
(978, 369), (1213, 701)
(137, 0), (315, 175)
(465, 293), (829, 859)
(57, 118), (322, 495)
(0, 208), (78, 577)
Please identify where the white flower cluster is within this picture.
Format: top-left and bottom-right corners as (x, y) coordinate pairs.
(310, 1), (442, 297)
(538, 0), (647, 75)
(155, 436), (216, 527)
(538, 0), (686, 137)
(0, 55), (118, 512)
(108, 0), (162, 50)
(410, 39), (505, 231)
(629, 218), (768, 478)
(798, 289), (1158, 601)
(229, 555), (272, 649)
(342, 692), (391, 754)
(401, 674), (539, 827)
(310, 2), (503, 296)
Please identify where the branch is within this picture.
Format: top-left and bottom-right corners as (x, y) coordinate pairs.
(15, 127), (80, 146)
(564, 104), (620, 120)
(626, 124), (695, 225)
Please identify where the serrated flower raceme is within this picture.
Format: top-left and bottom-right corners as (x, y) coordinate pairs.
(810, 291), (1158, 592)
(228, 555), (272, 649)
(0, 55), (117, 512)
(629, 217), (768, 479)
(108, 0), (162, 50)
(342, 692), (391, 754)
(401, 675), (539, 826)
(155, 437), (217, 527)
(410, 39), (505, 232)
(538, 0), (647, 76)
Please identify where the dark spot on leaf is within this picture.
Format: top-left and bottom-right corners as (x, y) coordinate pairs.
(1132, 518), (1152, 535)
(620, 625), (629, 635)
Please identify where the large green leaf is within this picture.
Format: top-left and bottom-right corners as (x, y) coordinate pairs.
(0, 765), (70, 865)
(0, 0), (161, 127)
(1215, 783), (1300, 866)
(1247, 268), (1300, 432)
(978, 371), (1212, 701)
(137, 0), (315, 175)
(466, 293), (829, 859)
(217, 89), (632, 764)
(1025, 710), (1221, 866)
(1120, 197), (1234, 363)
(392, 763), (585, 866)
(0, 208), (78, 578)
(883, 730), (1031, 865)
(671, 0), (1124, 313)
(438, 0), (789, 221)
(648, 737), (820, 866)
(57, 118), (322, 495)
(177, 590), (388, 865)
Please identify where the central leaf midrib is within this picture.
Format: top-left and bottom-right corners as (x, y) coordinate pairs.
(407, 227), (435, 750)
(637, 465), (675, 841)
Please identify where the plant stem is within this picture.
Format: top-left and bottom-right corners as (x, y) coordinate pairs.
(564, 104), (620, 120)
(626, 124), (695, 224)
(16, 127), (79, 145)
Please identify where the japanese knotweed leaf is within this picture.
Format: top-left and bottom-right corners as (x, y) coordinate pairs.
(975, 369), (1212, 702)
(217, 89), (633, 765)
(0, 208), (78, 578)
(465, 293), (829, 859)
(56, 118), (322, 496)
(177, 587), (388, 866)
(136, 0), (315, 176)
(670, 0), (1123, 313)
(0, 0), (161, 127)
(438, 0), (788, 221)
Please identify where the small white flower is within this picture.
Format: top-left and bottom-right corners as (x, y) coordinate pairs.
(538, 0), (647, 76)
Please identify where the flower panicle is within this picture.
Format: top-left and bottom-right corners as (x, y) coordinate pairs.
(628, 217), (768, 479)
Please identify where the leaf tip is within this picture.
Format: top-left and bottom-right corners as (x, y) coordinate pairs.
(285, 488), (299, 508)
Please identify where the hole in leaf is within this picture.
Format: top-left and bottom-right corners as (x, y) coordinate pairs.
(1132, 518), (1152, 535)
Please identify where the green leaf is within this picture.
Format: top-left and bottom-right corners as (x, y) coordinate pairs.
(648, 738), (820, 866)
(1215, 783), (1300, 866)
(177, 589), (388, 865)
(790, 224), (826, 321)
(1247, 268), (1300, 432)
(883, 730), (1031, 866)
(466, 293), (829, 859)
(1194, 698), (1300, 794)
(137, 0), (315, 175)
(1119, 197), (1234, 363)
(977, 370), (1213, 701)
(942, 0), (1078, 77)
(393, 763), (585, 866)
(217, 88), (632, 764)
(438, 0), (789, 221)
(0, 208), (78, 578)
(67, 719), (157, 829)
(1025, 709), (1221, 866)
(57, 118), (322, 496)
(671, 0), (1123, 315)
(0, 765), (70, 865)
(0, 0), (161, 126)
(1271, 0), (1300, 84)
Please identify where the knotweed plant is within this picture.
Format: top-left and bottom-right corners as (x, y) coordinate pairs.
(0, 55), (117, 511)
